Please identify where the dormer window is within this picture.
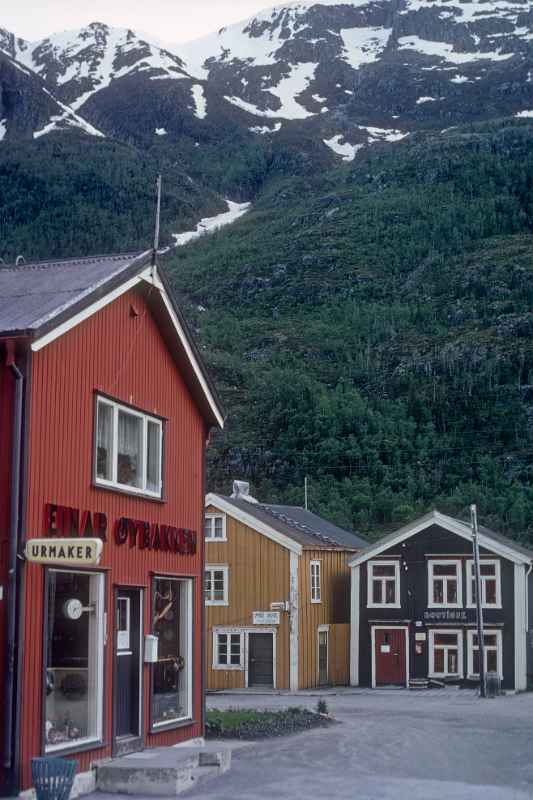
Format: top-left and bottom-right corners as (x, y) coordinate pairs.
(428, 560), (462, 608)
(367, 561), (400, 608)
(205, 514), (227, 541)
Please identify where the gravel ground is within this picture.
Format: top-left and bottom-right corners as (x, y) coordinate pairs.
(192, 689), (533, 800)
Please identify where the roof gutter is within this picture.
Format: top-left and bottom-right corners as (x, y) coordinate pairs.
(3, 340), (23, 775)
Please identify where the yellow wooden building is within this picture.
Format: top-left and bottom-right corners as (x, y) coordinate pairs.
(204, 482), (367, 691)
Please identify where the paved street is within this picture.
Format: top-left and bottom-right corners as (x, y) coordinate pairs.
(192, 689), (533, 800)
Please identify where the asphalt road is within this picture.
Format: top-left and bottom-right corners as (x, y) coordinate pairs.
(191, 689), (533, 800)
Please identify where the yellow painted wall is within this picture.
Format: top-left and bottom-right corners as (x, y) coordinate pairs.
(205, 506), (291, 690)
(298, 550), (352, 688)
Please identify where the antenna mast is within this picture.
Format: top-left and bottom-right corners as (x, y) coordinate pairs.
(152, 175), (162, 265)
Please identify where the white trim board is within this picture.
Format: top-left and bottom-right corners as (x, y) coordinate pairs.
(205, 494), (302, 555)
(31, 262), (224, 429)
(349, 511), (532, 568)
(350, 566), (360, 687)
(289, 551), (299, 691)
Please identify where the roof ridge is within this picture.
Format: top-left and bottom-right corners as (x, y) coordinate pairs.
(1, 252), (141, 272)
(258, 503), (340, 546)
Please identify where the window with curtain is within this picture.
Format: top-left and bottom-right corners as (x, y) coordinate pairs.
(429, 629), (463, 678)
(367, 561), (400, 607)
(204, 566), (228, 605)
(428, 560), (462, 607)
(95, 396), (163, 497)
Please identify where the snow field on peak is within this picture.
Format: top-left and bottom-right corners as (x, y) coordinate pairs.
(33, 88), (105, 139)
(398, 35), (514, 63)
(340, 26), (391, 69)
(225, 61), (318, 119)
(0, 118), (7, 141)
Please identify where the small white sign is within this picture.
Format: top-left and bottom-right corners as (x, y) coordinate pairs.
(380, 645), (391, 654)
(415, 632), (427, 642)
(25, 538), (103, 566)
(253, 611), (280, 625)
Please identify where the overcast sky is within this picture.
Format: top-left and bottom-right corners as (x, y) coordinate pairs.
(3, 0), (274, 43)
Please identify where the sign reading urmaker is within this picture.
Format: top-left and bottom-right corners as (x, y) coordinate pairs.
(25, 538), (104, 566)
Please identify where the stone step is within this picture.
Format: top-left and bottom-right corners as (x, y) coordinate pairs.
(96, 745), (231, 796)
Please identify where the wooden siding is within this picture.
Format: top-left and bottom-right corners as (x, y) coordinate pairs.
(19, 288), (206, 789)
(298, 550), (352, 689)
(205, 509), (291, 690)
(0, 357), (14, 787)
(329, 625), (350, 686)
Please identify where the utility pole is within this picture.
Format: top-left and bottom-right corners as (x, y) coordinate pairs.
(152, 174), (162, 265)
(304, 476), (308, 511)
(470, 504), (486, 698)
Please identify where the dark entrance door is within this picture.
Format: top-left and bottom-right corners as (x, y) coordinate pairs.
(248, 633), (274, 687)
(374, 628), (406, 686)
(114, 588), (142, 755)
(318, 629), (328, 685)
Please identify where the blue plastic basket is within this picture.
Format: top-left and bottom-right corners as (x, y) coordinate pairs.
(31, 758), (77, 800)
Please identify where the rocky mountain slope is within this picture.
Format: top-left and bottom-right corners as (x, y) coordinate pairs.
(2, 1), (533, 538)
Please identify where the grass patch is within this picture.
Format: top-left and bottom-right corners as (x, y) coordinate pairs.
(205, 706), (332, 739)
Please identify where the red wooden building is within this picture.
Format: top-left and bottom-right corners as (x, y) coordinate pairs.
(0, 251), (223, 794)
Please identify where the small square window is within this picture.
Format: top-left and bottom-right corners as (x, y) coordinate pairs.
(205, 566), (228, 605)
(205, 514), (226, 541)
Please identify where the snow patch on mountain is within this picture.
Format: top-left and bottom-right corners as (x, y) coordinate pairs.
(0, 119), (7, 141)
(33, 88), (105, 138)
(250, 122), (283, 134)
(172, 200), (250, 247)
(515, 110), (533, 118)
(340, 26), (391, 70)
(191, 84), (207, 119)
(225, 61), (317, 119)
(155, 127), (167, 135)
(323, 134), (362, 161)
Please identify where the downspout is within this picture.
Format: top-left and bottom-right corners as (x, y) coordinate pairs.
(3, 340), (24, 773)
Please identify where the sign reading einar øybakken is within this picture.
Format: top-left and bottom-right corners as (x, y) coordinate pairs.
(25, 538), (103, 566)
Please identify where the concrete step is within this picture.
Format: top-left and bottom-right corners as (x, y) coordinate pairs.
(96, 745), (231, 796)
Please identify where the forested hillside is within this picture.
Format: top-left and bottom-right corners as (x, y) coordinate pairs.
(165, 119), (533, 543)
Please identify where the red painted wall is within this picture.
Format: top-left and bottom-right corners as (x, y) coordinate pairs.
(0, 356), (14, 788)
(19, 288), (207, 788)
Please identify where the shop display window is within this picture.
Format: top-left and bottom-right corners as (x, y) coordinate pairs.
(152, 577), (192, 727)
(45, 570), (104, 751)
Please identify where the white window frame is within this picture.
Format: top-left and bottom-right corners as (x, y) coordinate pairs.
(466, 559), (502, 609)
(45, 569), (105, 753)
(310, 560), (321, 603)
(467, 628), (503, 680)
(212, 630), (245, 670)
(205, 513), (227, 542)
(205, 565), (229, 606)
(427, 559), (463, 608)
(428, 628), (463, 679)
(367, 560), (401, 609)
(151, 577), (193, 727)
(95, 395), (163, 498)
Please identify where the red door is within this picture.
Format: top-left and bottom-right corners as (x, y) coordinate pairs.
(374, 628), (407, 686)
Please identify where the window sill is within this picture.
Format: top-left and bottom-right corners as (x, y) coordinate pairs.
(45, 738), (106, 758)
(150, 717), (196, 735)
(367, 603), (401, 609)
(93, 480), (166, 504)
(466, 604), (502, 611)
(205, 601), (229, 607)
(311, 599), (322, 604)
(427, 603), (464, 609)
(205, 538), (228, 543)
(212, 664), (244, 671)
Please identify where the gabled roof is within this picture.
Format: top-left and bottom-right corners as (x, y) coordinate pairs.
(0, 251), (224, 428)
(206, 493), (367, 554)
(348, 510), (533, 567)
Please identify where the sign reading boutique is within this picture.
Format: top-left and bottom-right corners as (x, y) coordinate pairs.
(43, 502), (197, 556)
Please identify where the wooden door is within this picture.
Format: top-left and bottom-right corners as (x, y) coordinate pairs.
(248, 633), (274, 687)
(318, 630), (328, 685)
(114, 589), (142, 754)
(374, 628), (406, 686)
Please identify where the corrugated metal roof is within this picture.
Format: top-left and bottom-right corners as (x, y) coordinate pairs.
(0, 253), (149, 335)
(217, 495), (367, 550)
